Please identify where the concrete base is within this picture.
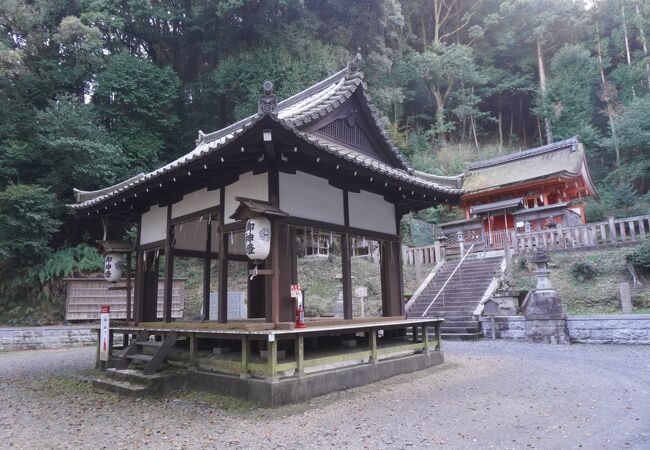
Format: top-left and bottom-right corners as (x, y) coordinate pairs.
(187, 350), (444, 406)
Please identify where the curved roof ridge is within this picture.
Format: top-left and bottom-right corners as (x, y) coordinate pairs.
(468, 136), (579, 171)
(73, 173), (145, 203)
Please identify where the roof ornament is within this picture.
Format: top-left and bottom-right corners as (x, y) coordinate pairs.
(347, 53), (363, 75)
(258, 80), (278, 116)
(196, 130), (206, 145)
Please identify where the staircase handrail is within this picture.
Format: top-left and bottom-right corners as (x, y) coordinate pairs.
(405, 259), (445, 312)
(421, 243), (475, 318)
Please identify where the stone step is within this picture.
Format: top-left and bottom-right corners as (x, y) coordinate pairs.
(441, 332), (483, 341)
(92, 376), (152, 397)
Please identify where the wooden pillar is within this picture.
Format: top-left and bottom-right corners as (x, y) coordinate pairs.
(296, 335), (305, 376)
(203, 217), (212, 320)
(125, 252), (132, 322)
(341, 233), (353, 320)
(163, 206), (174, 323)
(380, 240), (401, 317)
(270, 220), (281, 323)
(133, 251), (144, 324)
(218, 225), (228, 323)
(370, 328), (378, 364)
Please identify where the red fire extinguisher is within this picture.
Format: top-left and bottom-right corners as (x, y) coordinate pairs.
(291, 284), (306, 328)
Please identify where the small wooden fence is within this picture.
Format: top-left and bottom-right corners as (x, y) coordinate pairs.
(404, 245), (438, 266)
(403, 214), (650, 263)
(65, 278), (185, 321)
(511, 214), (650, 253)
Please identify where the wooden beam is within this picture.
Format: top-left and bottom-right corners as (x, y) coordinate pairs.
(163, 206), (174, 323)
(203, 216), (212, 320)
(341, 233), (353, 320)
(218, 190), (228, 323)
(270, 220), (281, 324)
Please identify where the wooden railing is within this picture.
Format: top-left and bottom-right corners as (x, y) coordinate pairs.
(512, 214), (650, 254)
(403, 213), (650, 263)
(404, 244), (438, 266)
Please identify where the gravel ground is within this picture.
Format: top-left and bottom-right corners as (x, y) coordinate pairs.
(0, 341), (648, 450)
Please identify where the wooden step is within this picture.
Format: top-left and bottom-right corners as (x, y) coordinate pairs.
(136, 341), (162, 348)
(126, 353), (154, 363)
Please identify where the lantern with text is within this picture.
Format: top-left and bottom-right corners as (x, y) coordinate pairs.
(104, 253), (124, 282)
(245, 216), (271, 262)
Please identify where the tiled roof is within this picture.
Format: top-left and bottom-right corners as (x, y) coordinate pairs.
(462, 137), (590, 193)
(70, 65), (462, 210)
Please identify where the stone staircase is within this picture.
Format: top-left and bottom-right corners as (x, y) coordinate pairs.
(407, 256), (503, 339)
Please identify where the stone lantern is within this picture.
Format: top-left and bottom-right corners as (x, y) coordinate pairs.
(531, 250), (552, 290)
(523, 250), (569, 344)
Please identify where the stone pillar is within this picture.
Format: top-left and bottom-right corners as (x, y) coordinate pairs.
(619, 282), (633, 314)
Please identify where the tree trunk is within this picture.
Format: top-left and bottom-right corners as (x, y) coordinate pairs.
(622, 2), (637, 97)
(635, 2), (650, 93)
(497, 101), (503, 152)
(596, 19), (621, 167)
(471, 114), (480, 152)
(509, 107), (514, 146)
(520, 97), (527, 146)
(537, 39), (553, 144)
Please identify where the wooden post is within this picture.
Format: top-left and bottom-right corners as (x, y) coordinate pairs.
(608, 216), (616, 242)
(341, 233), (353, 320)
(267, 337), (278, 381)
(163, 217), (174, 323)
(296, 335), (304, 376)
(189, 334), (198, 368)
(414, 250), (422, 282)
(218, 224), (228, 323)
(435, 321), (442, 351)
(434, 239), (442, 263)
(241, 335), (250, 378)
(125, 252), (132, 322)
(370, 328), (378, 364)
(270, 221), (280, 324)
(203, 217), (212, 320)
(422, 325), (430, 354)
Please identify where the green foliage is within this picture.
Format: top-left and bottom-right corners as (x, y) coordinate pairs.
(0, 185), (61, 264)
(36, 244), (104, 284)
(570, 261), (598, 282)
(545, 44), (600, 141)
(94, 53), (182, 169)
(627, 240), (650, 272)
(208, 41), (348, 121)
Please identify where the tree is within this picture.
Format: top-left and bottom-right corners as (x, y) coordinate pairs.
(94, 53), (182, 169)
(0, 184), (61, 264)
(411, 43), (481, 144)
(545, 45), (600, 143)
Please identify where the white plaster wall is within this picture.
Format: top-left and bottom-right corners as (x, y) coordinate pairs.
(140, 205), (167, 245)
(224, 171), (268, 224)
(174, 218), (208, 251)
(348, 190), (396, 235)
(171, 188), (219, 218)
(279, 171), (344, 225)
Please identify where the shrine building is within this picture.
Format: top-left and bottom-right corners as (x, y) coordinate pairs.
(69, 59), (461, 403)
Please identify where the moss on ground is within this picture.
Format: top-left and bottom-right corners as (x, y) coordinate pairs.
(512, 247), (650, 315)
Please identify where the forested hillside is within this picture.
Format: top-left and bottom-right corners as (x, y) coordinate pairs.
(1, 0), (649, 322)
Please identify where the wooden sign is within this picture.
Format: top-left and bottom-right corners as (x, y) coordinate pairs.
(99, 305), (110, 362)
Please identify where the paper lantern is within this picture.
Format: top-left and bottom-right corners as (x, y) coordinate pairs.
(245, 217), (271, 261)
(104, 253), (124, 282)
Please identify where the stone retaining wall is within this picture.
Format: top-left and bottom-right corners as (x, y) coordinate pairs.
(481, 314), (650, 344)
(0, 326), (97, 352)
(566, 315), (650, 344)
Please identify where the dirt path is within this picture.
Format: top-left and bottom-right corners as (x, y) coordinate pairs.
(0, 341), (648, 449)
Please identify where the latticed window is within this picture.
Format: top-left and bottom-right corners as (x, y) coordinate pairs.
(318, 118), (373, 153)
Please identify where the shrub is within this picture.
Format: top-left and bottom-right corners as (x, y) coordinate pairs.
(627, 240), (650, 273)
(570, 261), (597, 281)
